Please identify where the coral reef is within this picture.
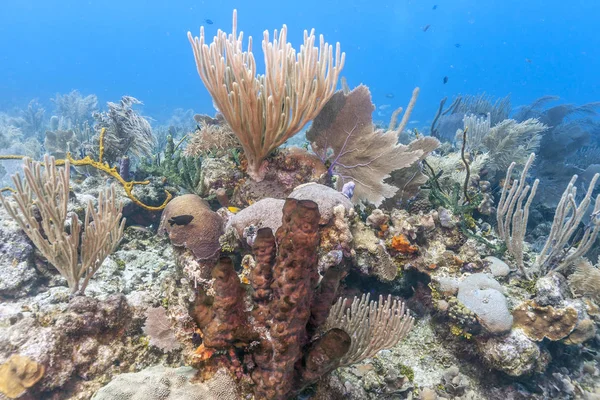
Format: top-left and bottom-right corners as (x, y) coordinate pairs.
(1, 9), (600, 400)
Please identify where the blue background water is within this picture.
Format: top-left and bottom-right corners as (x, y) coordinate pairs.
(1, 0), (598, 126)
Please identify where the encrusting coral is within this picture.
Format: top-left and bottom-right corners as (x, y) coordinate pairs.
(512, 300), (578, 341)
(0, 354), (45, 399)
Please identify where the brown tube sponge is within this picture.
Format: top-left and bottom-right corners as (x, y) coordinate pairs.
(202, 258), (256, 348)
(300, 328), (351, 384)
(253, 198), (321, 399)
(250, 227), (276, 325)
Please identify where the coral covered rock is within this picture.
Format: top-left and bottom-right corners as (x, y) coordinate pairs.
(352, 220), (397, 281)
(477, 329), (547, 377)
(92, 366), (239, 400)
(512, 300), (578, 341)
(0, 207), (38, 297)
(484, 256), (510, 277)
(288, 183), (353, 225)
(226, 197), (285, 245)
(535, 272), (569, 307)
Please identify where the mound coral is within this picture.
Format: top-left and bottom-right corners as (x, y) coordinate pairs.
(158, 194), (223, 260)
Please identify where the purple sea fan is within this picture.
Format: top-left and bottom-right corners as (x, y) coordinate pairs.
(143, 306), (182, 352)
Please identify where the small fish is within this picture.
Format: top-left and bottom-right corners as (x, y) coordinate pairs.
(204, 19), (213, 25)
(128, 225), (153, 234)
(455, 43), (461, 48)
(432, 5), (438, 10)
(168, 214), (194, 226)
(385, 93), (395, 99)
(227, 206), (241, 214)
(191, 332), (203, 346)
(525, 58), (532, 63)
(443, 76), (449, 84)
(422, 24), (431, 32)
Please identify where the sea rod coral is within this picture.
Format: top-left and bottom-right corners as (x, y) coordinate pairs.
(187, 9), (345, 181)
(0, 156), (125, 295)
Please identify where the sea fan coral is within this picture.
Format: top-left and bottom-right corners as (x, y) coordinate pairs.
(93, 96), (155, 163)
(143, 307), (181, 352)
(307, 85), (437, 205)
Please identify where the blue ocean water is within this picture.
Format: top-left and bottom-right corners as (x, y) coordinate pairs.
(1, 0), (598, 125)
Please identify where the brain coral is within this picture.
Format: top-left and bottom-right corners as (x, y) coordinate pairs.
(159, 194), (223, 260)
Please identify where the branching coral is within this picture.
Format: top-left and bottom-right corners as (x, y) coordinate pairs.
(0, 156), (125, 294)
(188, 10), (344, 181)
(497, 153), (538, 277)
(536, 172), (600, 273)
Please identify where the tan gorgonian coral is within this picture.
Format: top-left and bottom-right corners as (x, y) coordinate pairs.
(184, 121), (240, 157)
(188, 9), (345, 181)
(0, 156), (125, 294)
(324, 293), (414, 367)
(482, 118), (547, 177)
